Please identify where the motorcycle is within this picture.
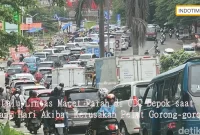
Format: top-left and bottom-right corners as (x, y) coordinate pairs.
(49, 117), (68, 135)
(176, 32), (179, 39)
(154, 46), (160, 54)
(11, 103), (24, 128)
(96, 119), (119, 135)
(169, 32), (172, 38)
(26, 112), (42, 134)
(160, 38), (164, 45)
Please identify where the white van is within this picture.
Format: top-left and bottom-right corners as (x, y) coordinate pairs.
(74, 37), (93, 47)
(109, 80), (150, 135)
(183, 44), (195, 54)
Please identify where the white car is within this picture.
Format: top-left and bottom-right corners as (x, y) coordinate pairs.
(34, 52), (50, 61)
(78, 53), (97, 67)
(121, 38), (129, 50)
(21, 85), (46, 100)
(9, 73), (36, 85)
(163, 48), (174, 56)
(183, 45), (195, 54)
(54, 45), (70, 53)
(43, 49), (60, 55)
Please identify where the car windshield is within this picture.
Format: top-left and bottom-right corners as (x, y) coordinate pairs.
(184, 48), (194, 51)
(136, 84), (150, 98)
(47, 56), (58, 61)
(79, 55), (91, 59)
(190, 65), (200, 94)
(66, 44), (75, 48)
(43, 50), (52, 54)
(24, 89), (46, 96)
(12, 75), (34, 80)
(39, 63), (53, 67)
(23, 58), (35, 63)
(34, 54), (45, 58)
(75, 39), (83, 42)
(55, 47), (64, 51)
(15, 82), (35, 88)
(7, 68), (22, 75)
(165, 51), (173, 54)
(67, 92), (98, 101)
(10, 64), (23, 68)
(147, 28), (155, 33)
(71, 50), (81, 54)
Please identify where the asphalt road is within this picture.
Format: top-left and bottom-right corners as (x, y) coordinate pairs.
(1, 35), (182, 135)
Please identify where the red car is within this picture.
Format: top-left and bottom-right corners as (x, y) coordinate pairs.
(10, 62), (30, 73)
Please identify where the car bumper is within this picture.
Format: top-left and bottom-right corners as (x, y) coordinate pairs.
(68, 119), (90, 127)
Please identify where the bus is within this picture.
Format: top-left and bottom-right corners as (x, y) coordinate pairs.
(140, 57), (200, 135)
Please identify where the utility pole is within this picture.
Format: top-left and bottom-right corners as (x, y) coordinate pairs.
(99, 1), (104, 57)
(107, 0), (110, 52)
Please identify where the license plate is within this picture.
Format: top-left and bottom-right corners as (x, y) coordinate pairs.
(31, 119), (39, 123)
(55, 123), (65, 127)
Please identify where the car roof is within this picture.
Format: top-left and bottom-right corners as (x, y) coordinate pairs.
(183, 45), (194, 48)
(54, 45), (66, 47)
(13, 73), (33, 76)
(113, 80), (151, 88)
(80, 53), (94, 56)
(24, 56), (38, 59)
(7, 67), (22, 70)
(43, 49), (57, 51)
(68, 61), (81, 63)
(22, 85), (45, 89)
(64, 86), (98, 92)
(71, 47), (84, 50)
(164, 48), (174, 52)
(12, 62), (25, 65)
(12, 80), (35, 83)
(40, 61), (54, 63)
(34, 52), (50, 54)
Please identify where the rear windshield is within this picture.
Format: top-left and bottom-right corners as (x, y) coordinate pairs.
(24, 88), (45, 96)
(7, 68), (22, 75)
(55, 47), (64, 51)
(39, 69), (52, 74)
(190, 65), (200, 95)
(34, 54), (46, 58)
(136, 84), (150, 98)
(184, 48), (195, 51)
(38, 93), (51, 101)
(11, 64), (23, 68)
(79, 55), (92, 59)
(39, 63), (53, 67)
(147, 28), (156, 33)
(71, 50), (81, 54)
(75, 39), (83, 42)
(15, 82), (35, 88)
(47, 56), (58, 61)
(23, 58), (36, 63)
(67, 92), (98, 101)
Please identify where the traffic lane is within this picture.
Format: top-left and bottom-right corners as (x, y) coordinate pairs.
(0, 119), (85, 135)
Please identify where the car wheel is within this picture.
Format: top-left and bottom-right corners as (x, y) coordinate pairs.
(120, 122), (130, 135)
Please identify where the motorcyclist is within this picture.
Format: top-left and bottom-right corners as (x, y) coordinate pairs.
(85, 88), (109, 135)
(10, 88), (26, 115)
(144, 50), (149, 55)
(25, 91), (45, 127)
(0, 87), (9, 113)
(19, 54), (24, 62)
(43, 86), (68, 133)
(34, 71), (43, 83)
(7, 57), (14, 67)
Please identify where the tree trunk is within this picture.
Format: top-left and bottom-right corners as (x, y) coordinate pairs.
(131, 33), (139, 55)
(99, 1), (105, 58)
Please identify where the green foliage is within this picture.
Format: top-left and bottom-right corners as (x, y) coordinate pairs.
(111, 0), (126, 25)
(160, 49), (197, 73)
(154, 0), (200, 25)
(0, 121), (25, 135)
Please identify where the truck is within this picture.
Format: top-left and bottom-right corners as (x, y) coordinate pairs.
(95, 55), (160, 90)
(52, 67), (86, 88)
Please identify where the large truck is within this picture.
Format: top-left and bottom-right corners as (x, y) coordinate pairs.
(95, 55), (160, 90)
(52, 67), (86, 88)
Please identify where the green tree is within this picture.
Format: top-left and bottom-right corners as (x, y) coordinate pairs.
(112, 0), (126, 25)
(75, 0), (105, 57)
(0, 0), (37, 57)
(160, 50), (197, 73)
(125, 0), (148, 55)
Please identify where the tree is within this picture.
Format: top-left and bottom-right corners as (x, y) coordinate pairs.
(75, 0), (105, 58)
(112, 0), (126, 25)
(125, 0), (148, 55)
(160, 50), (197, 73)
(0, 0), (37, 57)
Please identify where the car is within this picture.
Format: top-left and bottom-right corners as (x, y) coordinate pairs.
(39, 61), (55, 68)
(9, 73), (35, 85)
(121, 38), (129, 50)
(10, 62), (29, 73)
(33, 52), (50, 61)
(43, 48), (61, 55)
(37, 89), (53, 101)
(10, 80), (36, 94)
(21, 85), (46, 100)
(78, 53), (97, 67)
(64, 86), (99, 130)
(38, 67), (52, 75)
(70, 48), (86, 59)
(40, 74), (52, 89)
(146, 26), (157, 40)
(183, 44), (195, 54)
(74, 37), (93, 47)
(46, 54), (67, 67)
(66, 43), (80, 49)
(23, 56), (41, 73)
(54, 45), (71, 53)
(5, 67), (23, 85)
(109, 81), (150, 135)
(163, 48), (174, 56)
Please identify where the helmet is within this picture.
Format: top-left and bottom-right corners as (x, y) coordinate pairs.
(0, 87), (4, 93)
(59, 83), (64, 88)
(32, 91), (37, 97)
(106, 94), (116, 101)
(54, 86), (62, 96)
(98, 88), (108, 100)
(15, 88), (21, 94)
(29, 90), (33, 96)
